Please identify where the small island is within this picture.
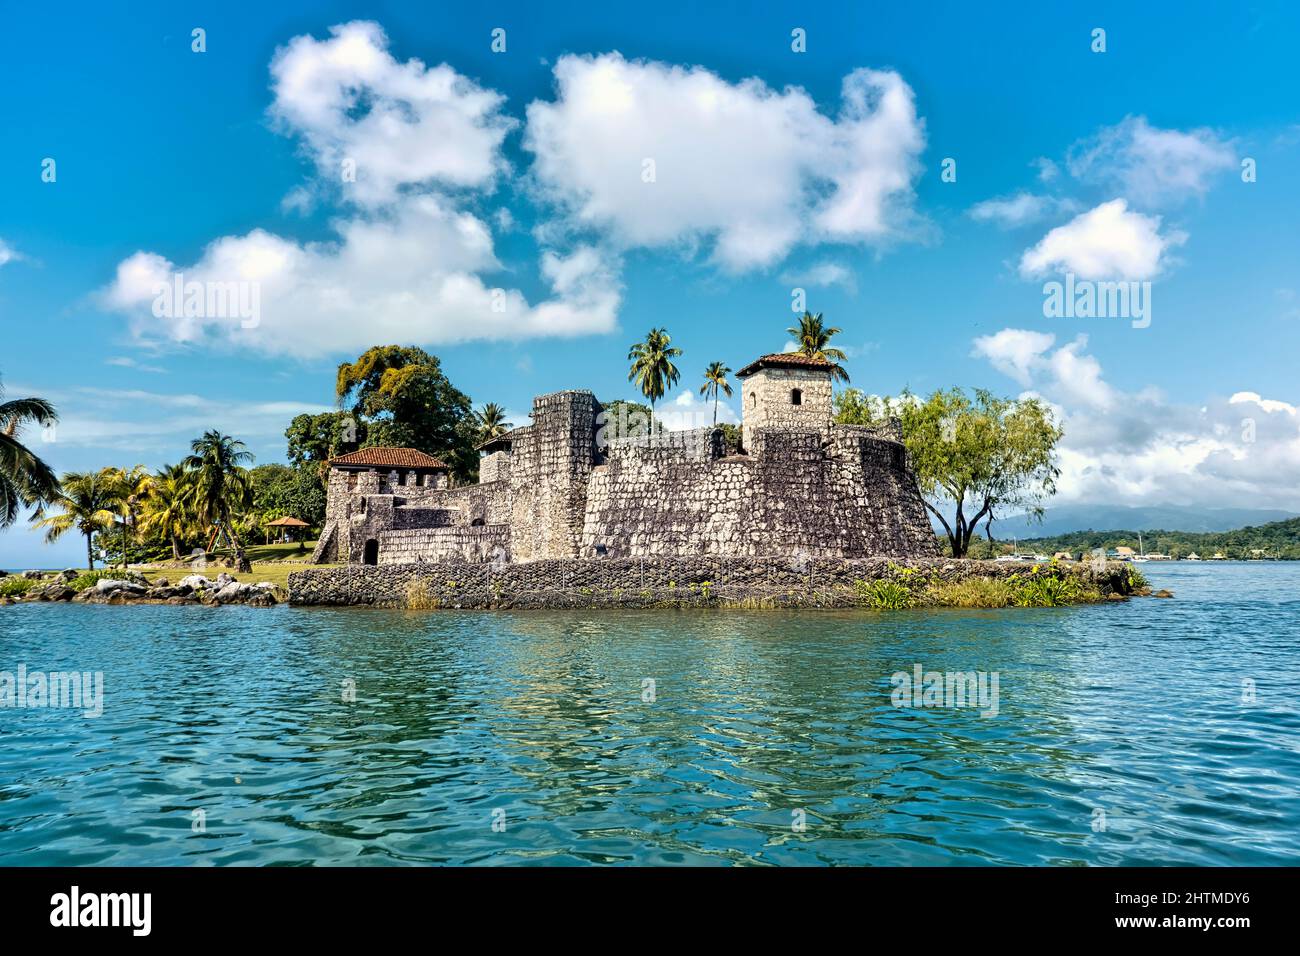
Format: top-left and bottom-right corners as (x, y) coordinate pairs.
(289, 348), (1142, 609)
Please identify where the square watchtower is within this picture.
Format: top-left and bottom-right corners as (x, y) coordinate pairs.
(736, 353), (838, 452)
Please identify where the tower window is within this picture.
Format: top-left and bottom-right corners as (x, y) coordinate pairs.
(750, 392), (756, 408)
(791, 388), (802, 406)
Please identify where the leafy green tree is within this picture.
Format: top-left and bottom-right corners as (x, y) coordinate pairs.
(627, 328), (682, 423)
(285, 411), (366, 476)
(718, 422), (742, 455)
(184, 430), (255, 569)
(335, 345), (475, 481)
(0, 376), (60, 528)
(835, 387), (1063, 557)
(595, 398), (663, 448)
(698, 361), (733, 426)
(32, 471), (122, 570)
(787, 311), (850, 383)
(248, 463), (326, 531)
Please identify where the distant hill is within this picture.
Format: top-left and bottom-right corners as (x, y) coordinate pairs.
(991, 516), (1300, 560)
(970, 505), (1298, 540)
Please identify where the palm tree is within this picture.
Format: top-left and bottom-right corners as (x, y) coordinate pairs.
(0, 376), (61, 528)
(140, 464), (194, 562)
(183, 430), (254, 570)
(698, 362), (733, 426)
(786, 311), (850, 383)
(32, 471), (121, 570)
(103, 465), (154, 570)
(627, 328), (682, 424)
(474, 403), (512, 444)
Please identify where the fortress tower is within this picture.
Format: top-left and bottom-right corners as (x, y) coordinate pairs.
(736, 353), (836, 452)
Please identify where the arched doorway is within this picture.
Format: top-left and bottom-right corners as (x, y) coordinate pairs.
(362, 539), (379, 566)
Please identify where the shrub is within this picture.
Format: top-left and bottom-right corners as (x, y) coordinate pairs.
(406, 579), (440, 610)
(1011, 574), (1100, 607)
(1125, 565), (1150, 592)
(855, 579), (913, 610)
(68, 571), (114, 592)
(0, 577), (35, 596)
(927, 578), (1013, 608)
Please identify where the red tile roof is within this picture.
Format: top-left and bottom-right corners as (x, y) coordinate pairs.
(736, 352), (839, 377)
(329, 447), (449, 469)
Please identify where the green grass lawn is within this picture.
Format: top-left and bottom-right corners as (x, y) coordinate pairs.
(166, 540), (325, 589)
(19, 541), (330, 591)
(239, 540), (318, 563)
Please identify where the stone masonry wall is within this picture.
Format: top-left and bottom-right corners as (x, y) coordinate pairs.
(313, 469), (510, 564)
(424, 481), (511, 526)
(289, 557), (1136, 609)
(479, 450), (511, 484)
(379, 525), (510, 564)
(507, 391), (601, 561)
(579, 424), (938, 559)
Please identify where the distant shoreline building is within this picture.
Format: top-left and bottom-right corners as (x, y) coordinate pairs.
(312, 353), (939, 566)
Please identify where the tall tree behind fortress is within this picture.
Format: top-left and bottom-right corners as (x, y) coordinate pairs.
(334, 346), (478, 483)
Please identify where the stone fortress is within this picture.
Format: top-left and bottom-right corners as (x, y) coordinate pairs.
(311, 353), (939, 568)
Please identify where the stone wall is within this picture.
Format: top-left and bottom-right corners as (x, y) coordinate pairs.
(426, 481), (511, 526)
(507, 391), (601, 561)
(479, 450), (511, 484)
(379, 525), (510, 564)
(289, 557), (1136, 609)
(578, 424), (938, 559)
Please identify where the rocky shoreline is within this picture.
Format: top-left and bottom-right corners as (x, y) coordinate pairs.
(0, 569), (287, 607)
(3, 558), (1163, 611)
(287, 556), (1155, 610)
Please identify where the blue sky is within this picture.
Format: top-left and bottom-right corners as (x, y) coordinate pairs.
(3, 1), (1299, 565)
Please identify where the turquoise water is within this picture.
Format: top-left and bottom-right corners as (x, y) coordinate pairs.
(1, 563), (1297, 865)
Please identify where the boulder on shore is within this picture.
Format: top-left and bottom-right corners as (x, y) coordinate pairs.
(95, 578), (146, 594)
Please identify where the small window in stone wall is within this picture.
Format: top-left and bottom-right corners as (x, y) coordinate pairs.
(791, 388), (802, 406)
(750, 392), (756, 408)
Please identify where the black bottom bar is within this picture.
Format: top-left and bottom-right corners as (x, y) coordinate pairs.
(0, 866), (1287, 941)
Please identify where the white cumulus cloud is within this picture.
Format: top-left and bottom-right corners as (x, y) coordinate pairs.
(660, 389), (740, 430)
(524, 54), (926, 270)
(269, 20), (515, 206)
(102, 23), (620, 357)
(973, 328), (1300, 510)
(780, 261), (858, 292)
(1018, 199), (1185, 280)
(969, 192), (1077, 228)
(1067, 115), (1236, 207)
